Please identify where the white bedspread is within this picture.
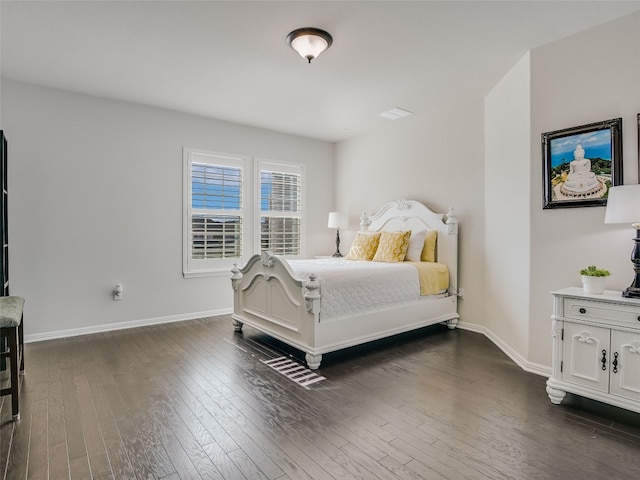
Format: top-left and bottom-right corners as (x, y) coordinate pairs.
(287, 258), (420, 322)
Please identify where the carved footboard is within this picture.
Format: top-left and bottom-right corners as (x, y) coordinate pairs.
(231, 251), (321, 365)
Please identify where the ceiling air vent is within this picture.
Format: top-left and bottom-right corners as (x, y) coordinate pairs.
(380, 107), (413, 120)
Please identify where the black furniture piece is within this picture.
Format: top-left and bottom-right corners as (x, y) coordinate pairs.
(0, 296), (25, 420)
(1, 131), (8, 297)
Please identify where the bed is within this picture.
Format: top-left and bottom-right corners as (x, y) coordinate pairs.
(230, 199), (459, 369)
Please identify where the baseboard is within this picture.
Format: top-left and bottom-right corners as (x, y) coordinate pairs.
(24, 309), (551, 378)
(24, 308), (234, 343)
(457, 321), (551, 378)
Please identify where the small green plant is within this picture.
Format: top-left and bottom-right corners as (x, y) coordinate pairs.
(580, 265), (610, 277)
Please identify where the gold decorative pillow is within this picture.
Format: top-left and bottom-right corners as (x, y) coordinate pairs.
(345, 232), (381, 261)
(372, 231), (411, 263)
(420, 230), (438, 262)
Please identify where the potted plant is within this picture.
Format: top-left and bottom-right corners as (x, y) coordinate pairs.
(580, 265), (610, 294)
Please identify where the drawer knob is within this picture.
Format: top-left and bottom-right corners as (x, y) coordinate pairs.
(579, 308), (586, 314)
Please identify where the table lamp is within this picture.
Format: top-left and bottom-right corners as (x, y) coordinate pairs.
(604, 184), (640, 298)
(327, 212), (347, 257)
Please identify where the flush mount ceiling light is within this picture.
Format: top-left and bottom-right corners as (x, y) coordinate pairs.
(287, 27), (333, 63)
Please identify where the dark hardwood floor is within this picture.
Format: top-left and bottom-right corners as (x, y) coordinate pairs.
(1, 315), (640, 479)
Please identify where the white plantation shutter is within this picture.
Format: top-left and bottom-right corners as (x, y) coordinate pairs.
(191, 163), (242, 259)
(258, 161), (303, 257)
(184, 152), (305, 276)
(184, 149), (247, 276)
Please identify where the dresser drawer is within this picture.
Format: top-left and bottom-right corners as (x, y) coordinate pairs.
(563, 297), (640, 327)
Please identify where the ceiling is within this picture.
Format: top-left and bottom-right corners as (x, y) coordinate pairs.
(2, 1), (640, 142)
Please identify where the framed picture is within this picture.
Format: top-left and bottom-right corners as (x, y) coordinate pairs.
(542, 118), (622, 209)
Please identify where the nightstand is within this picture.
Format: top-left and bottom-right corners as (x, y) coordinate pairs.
(547, 287), (640, 414)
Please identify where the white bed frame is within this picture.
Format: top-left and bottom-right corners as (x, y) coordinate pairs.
(230, 199), (459, 369)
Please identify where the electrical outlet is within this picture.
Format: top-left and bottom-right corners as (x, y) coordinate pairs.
(458, 288), (465, 299)
(113, 284), (123, 301)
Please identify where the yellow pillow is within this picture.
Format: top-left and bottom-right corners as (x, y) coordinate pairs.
(345, 232), (381, 261)
(372, 231), (411, 263)
(420, 230), (438, 262)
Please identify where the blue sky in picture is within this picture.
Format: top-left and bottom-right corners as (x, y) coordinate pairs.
(550, 129), (611, 168)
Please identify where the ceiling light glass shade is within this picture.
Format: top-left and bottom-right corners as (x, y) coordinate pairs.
(287, 27), (333, 63)
(605, 185), (640, 224)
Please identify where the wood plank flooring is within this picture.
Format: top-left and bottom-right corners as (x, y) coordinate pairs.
(1, 315), (640, 479)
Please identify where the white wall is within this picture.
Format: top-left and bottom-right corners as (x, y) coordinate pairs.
(334, 98), (487, 327)
(335, 10), (640, 374)
(2, 79), (334, 339)
(0, 5), (2, 129)
(529, 12), (640, 367)
(484, 53), (532, 364)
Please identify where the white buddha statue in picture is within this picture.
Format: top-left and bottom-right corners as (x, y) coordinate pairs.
(560, 144), (604, 197)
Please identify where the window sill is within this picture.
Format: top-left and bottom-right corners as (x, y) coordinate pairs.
(183, 269), (232, 279)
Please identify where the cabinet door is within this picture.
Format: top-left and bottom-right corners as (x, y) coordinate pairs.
(610, 330), (640, 402)
(562, 322), (610, 393)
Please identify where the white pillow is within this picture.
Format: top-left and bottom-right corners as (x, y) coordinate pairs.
(405, 230), (427, 262)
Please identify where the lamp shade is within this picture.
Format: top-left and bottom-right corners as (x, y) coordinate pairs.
(604, 185), (640, 224)
(327, 212), (347, 229)
(287, 27), (333, 63)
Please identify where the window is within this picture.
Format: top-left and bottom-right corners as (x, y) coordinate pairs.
(258, 160), (303, 257)
(183, 150), (305, 277)
(183, 149), (247, 277)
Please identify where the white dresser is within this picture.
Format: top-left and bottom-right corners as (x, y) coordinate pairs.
(547, 287), (640, 413)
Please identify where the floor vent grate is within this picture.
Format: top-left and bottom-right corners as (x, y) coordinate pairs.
(261, 356), (326, 388)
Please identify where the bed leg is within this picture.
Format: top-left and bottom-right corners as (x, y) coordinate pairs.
(446, 318), (458, 330)
(305, 353), (322, 370)
(233, 319), (244, 332)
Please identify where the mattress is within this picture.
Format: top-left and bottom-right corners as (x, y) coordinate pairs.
(287, 258), (448, 322)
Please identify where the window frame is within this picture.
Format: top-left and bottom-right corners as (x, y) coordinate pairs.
(183, 148), (251, 278)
